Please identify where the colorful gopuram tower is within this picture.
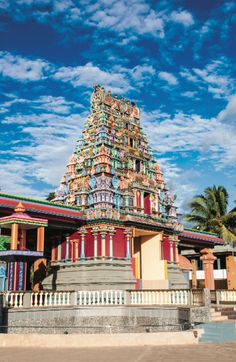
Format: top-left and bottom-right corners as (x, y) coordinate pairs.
(43, 85), (186, 291)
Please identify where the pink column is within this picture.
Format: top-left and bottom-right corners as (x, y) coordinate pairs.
(200, 248), (216, 290)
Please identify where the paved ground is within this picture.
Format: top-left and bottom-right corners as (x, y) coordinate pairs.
(1, 343), (236, 362)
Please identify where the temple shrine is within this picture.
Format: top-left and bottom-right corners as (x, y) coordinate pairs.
(43, 84), (187, 291)
(0, 85), (234, 292)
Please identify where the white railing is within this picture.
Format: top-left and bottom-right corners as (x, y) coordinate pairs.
(31, 291), (71, 307)
(0, 289), (208, 308)
(76, 290), (125, 306)
(218, 290), (236, 303)
(3, 292), (24, 308)
(191, 289), (204, 305)
(130, 290), (190, 305)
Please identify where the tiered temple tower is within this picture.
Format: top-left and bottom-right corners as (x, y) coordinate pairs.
(55, 85), (177, 223)
(44, 85), (186, 291)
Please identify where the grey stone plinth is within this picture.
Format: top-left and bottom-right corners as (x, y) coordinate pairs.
(3, 305), (209, 334)
(42, 259), (136, 291)
(167, 264), (189, 289)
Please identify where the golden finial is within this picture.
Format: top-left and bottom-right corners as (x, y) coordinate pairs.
(14, 202), (26, 213)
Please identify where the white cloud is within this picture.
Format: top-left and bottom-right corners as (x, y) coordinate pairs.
(1, 110), (86, 188)
(0, 94), (82, 115)
(53, 62), (157, 93)
(32, 95), (83, 114)
(170, 10), (194, 26)
(2, 0), (165, 39)
(142, 101), (236, 172)
(0, 51), (51, 82)
(158, 71), (178, 86)
(180, 69), (199, 83)
(139, 104), (236, 209)
(0, 0), (9, 9)
(0, 159), (48, 198)
(181, 91), (198, 98)
(158, 157), (198, 213)
(142, 110), (216, 154)
(130, 65), (156, 81)
(53, 0), (74, 13)
(85, 0), (165, 38)
(218, 93), (236, 126)
(53, 62), (132, 94)
(113, 64), (156, 87)
(0, 51), (156, 94)
(180, 59), (235, 99)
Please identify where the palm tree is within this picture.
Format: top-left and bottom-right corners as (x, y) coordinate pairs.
(185, 185), (236, 245)
(45, 192), (55, 201)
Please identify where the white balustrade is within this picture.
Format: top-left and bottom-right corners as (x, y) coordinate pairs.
(3, 292), (24, 308)
(219, 290), (236, 303)
(130, 290), (190, 306)
(76, 290), (125, 306)
(0, 289), (217, 308)
(30, 291), (71, 307)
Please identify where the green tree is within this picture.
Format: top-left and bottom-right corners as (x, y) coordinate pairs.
(185, 185), (236, 245)
(46, 192), (55, 201)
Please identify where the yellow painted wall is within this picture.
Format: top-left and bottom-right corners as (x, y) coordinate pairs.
(140, 233), (168, 289)
(133, 237), (141, 279)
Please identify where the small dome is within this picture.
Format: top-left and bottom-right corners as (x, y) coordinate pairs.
(179, 255), (193, 270)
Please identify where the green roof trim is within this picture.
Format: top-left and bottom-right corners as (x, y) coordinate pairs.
(0, 192), (84, 213)
(184, 227), (219, 237)
(0, 219), (48, 227)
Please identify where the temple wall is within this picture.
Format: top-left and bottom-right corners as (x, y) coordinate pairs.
(113, 229), (126, 257)
(133, 237), (141, 281)
(140, 234), (168, 289)
(53, 227), (127, 261)
(162, 236), (170, 261)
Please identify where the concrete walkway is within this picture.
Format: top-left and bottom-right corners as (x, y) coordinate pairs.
(1, 343), (236, 362)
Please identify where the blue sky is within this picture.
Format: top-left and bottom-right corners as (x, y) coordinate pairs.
(0, 0), (236, 215)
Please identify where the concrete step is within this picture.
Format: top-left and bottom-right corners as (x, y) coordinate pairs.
(210, 307), (236, 321)
(221, 310), (236, 316)
(211, 315), (228, 321)
(211, 307), (236, 320)
(199, 321), (236, 343)
(211, 311), (222, 317)
(215, 307), (235, 311)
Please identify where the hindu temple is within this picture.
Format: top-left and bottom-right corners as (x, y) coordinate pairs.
(0, 85), (232, 293)
(42, 84), (186, 291)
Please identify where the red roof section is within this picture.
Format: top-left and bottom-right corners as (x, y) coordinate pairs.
(0, 193), (85, 221)
(180, 229), (224, 244)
